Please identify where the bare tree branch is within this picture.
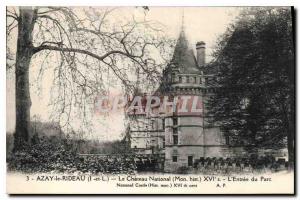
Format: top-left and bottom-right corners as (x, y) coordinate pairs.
(7, 14), (18, 21)
(8, 6), (173, 139)
(33, 45), (143, 60)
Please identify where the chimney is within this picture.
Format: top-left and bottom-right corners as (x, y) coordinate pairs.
(196, 41), (205, 67)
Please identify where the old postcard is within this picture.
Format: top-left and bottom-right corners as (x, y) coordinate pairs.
(6, 6), (295, 194)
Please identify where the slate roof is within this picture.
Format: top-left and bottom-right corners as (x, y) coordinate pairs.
(170, 29), (200, 74)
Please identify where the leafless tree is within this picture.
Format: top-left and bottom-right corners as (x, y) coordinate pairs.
(6, 6), (173, 150)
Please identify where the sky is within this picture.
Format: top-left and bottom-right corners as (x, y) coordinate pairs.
(6, 7), (240, 140)
(140, 7), (240, 61)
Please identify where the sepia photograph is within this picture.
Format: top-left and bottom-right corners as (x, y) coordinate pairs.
(5, 5), (295, 194)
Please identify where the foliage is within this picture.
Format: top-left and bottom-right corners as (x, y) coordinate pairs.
(7, 136), (136, 174)
(176, 166), (189, 174)
(207, 8), (294, 151)
(8, 137), (75, 173)
(76, 139), (133, 155)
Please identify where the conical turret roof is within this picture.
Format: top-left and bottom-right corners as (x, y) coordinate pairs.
(170, 29), (200, 74)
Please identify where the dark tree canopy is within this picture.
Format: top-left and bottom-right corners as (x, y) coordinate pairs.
(207, 8), (294, 161)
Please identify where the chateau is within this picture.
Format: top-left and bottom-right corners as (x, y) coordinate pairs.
(127, 27), (240, 172)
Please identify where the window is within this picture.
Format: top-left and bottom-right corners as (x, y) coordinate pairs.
(173, 127), (178, 134)
(173, 118), (178, 126)
(173, 127), (178, 145)
(162, 138), (165, 148)
(172, 156), (178, 162)
(179, 76), (182, 83)
(151, 120), (155, 129)
(188, 156), (193, 166)
(162, 119), (165, 130)
(171, 73), (175, 82)
(194, 77), (197, 83)
(186, 76), (189, 83)
(173, 135), (178, 145)
(225, 135), (230, 145)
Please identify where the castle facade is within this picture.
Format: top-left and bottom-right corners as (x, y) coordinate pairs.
(128, 28), (241, 172)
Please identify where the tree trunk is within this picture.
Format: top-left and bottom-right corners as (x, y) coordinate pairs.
(13, 8), (36, 151)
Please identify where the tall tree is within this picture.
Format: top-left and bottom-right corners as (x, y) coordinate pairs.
(6, 6), (171, 150)
(207, 7), (294, 165)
